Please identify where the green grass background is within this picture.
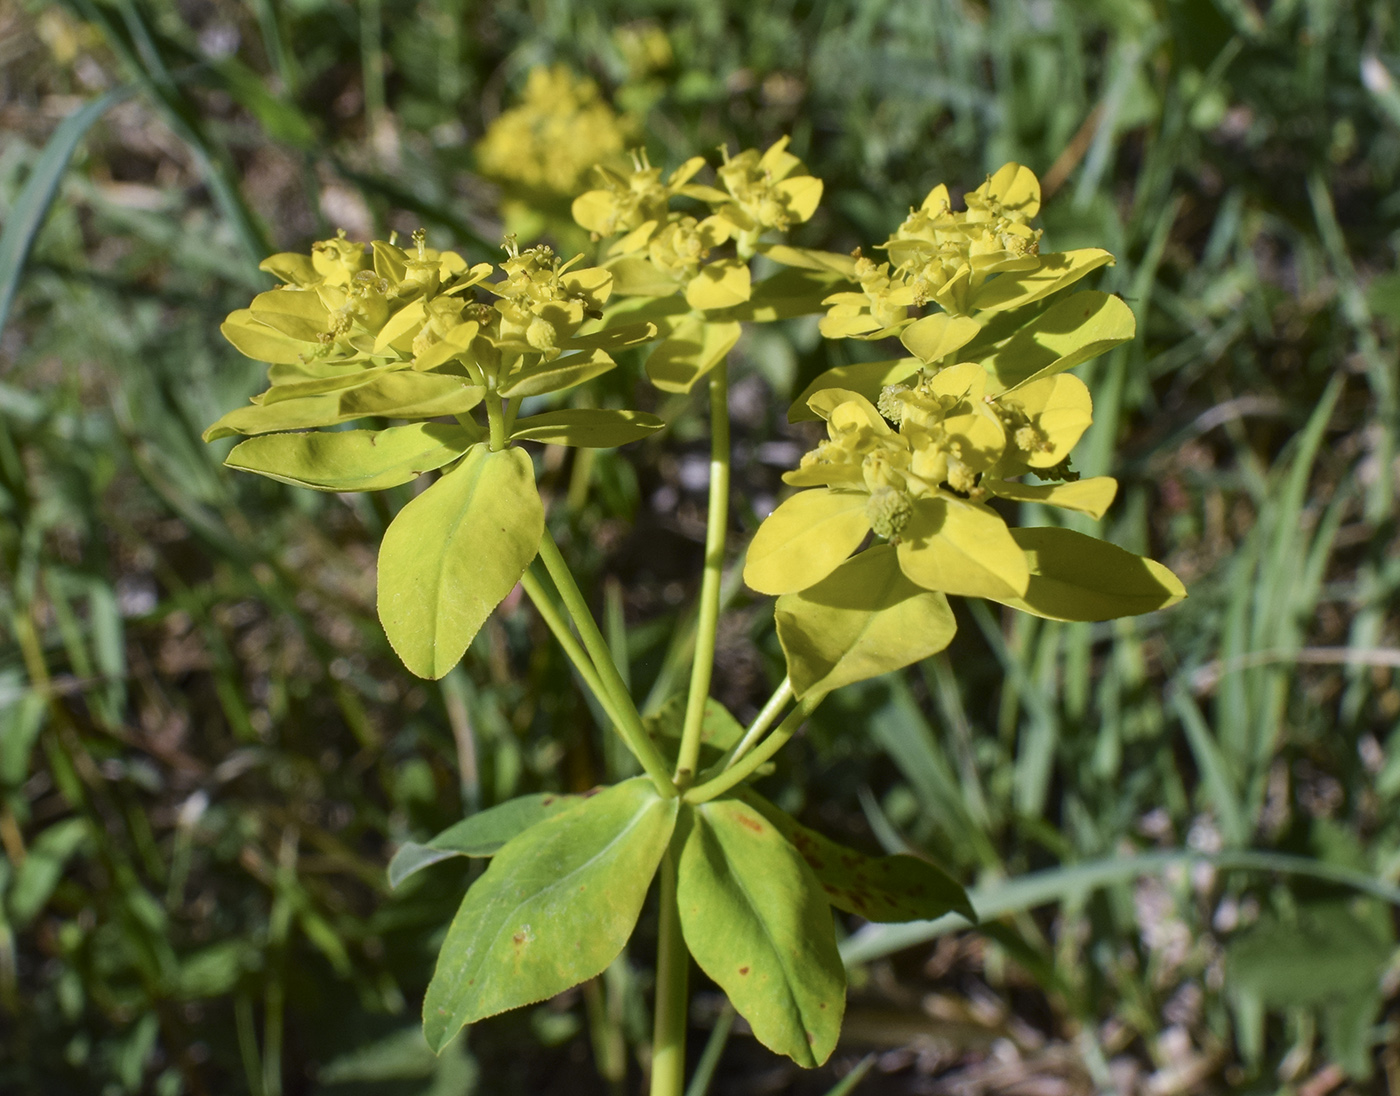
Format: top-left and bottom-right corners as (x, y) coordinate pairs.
(3, 0), (1400, 1092)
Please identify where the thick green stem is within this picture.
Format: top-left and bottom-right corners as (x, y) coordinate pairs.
(650, 850), (688, 1096)
(485, 395), (507, 452)
(536, 530), (675, 795)
(675, 359), (730, 787)
(685, 694), (822, 805)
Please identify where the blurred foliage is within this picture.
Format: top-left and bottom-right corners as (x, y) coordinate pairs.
(3, 0), (1400, 1092)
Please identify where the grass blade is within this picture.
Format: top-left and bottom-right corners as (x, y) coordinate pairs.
(0, 86), (133, 342)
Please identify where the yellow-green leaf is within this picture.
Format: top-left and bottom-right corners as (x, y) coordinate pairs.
(757, 244), (857, 277)
(718, 268), (847, 324)
(603, 254), (680, 297)
(221, 311), (310, 365)
(685, 259), (752, 311)
(508, 409), (665, 448)
(986, 476), (1118, 519)
(979, 292), (1135, 392)
(740, 790), (975, 923)
(896, 496), (1029, 599)
(898, 313), (982, 364)
(559, 321), (658, 353)
(775, 545), (957, 697)
(788, 359), (922, 422)
(248, 287), (330, 340)
(203, 394), (344, 442)
(676, 799), (845, 1068)
(990, 527), (1186, 621)
(225, 423), (476, 492)
(971, 249), (1114, 313)
(373, 299), (427, 353)
(744, 489), (871, 596)
(258, 365), (397, 404)
(499, 349), (617, 398)
(339, 372), (484, 421)
(423, 778), (677, 1049)
(1001, 373), (1093, 468)
(645, 317), (741, 393)
(377, 445), (542, 679)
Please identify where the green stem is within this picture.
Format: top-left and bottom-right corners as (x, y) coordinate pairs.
(536, 530), (675, 795)
(675, 359), (730, 787)
(685, 693), (822, 805)
(722, 677), (793, 771)
(485, 396), (507, 452)
(650, 850), (688, 1096)
(519, 566), (620, 730)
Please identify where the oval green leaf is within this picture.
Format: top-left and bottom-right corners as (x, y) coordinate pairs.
(499, 349), (617, 399)
(971, 249), (1114, 314)
(895, 496), (1029, 600)
(677, 798), (846, 1067)
(990, 526), (1186, 621)
(645, 317), (741, 394)
(225, 423), (476, 493)
(787, 359), (922, 423)
(377, 445), (543, 679)
(422, 778), (678, 1050)
(339, 372), (485, 420)
(740, 791), (975, 923)
(985, 476), (1118, 519)
(508, 409), (665, 448)
(203, 393), (344, 442)
(979, 291), (1135, 392)
(775, 545), (957, 697)
(744, 490), (871, 596)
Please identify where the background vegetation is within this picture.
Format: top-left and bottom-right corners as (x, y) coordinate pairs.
(3, 0), (1400, 1092)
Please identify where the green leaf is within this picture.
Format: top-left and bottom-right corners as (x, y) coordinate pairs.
(788, 359), (922, 423)
(508, 409), (665, 448)
(898, 313), (981, 364)
(249, 287), (329, 340)
(757, 244), (857, 277)
(559, 321), (658, 352)
(221, 311), (314, 365)
(677, 798), (846, 1067)
(422, 778), (678, 1050)
(225, 423), (475, 492)
(895, 497), (1029, 599)
(775, 545), (957, 697)
(499, 349), (617, 398)
(744, 490), (871, 595)
(203, 393), (345, 442)
(978, 292), (1135, 392)
(990, 527), (1186, 621)
(0, 86), (133, 342)
(685, 259), (752, 310)
(985, 476), (1118, 519)
(8, 818), (89, 928)
(740, 791), (974, 923)
(338, 372), (485, 420)
(388, 791), (586, 888)
(971, 249), (1114, 313)
(258, 365), (397, 403)
(378, 445), (543, 679)
(645, 317), (741, 393)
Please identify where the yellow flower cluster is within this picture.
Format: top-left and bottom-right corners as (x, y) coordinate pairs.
(820, 163), (1051, 335)
(573, 138), (823, 310)
(206, 230), (654, 443)
(748, 361), (1117, 605)
(475, 65), (635, 197)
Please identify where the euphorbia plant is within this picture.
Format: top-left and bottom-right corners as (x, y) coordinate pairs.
(205, 143), (1183, 1092)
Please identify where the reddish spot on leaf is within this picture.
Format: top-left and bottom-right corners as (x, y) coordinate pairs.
(512, 931), (528, 947)
(542, 795), (556, 805)
(737, 813), (764, 834)
(807, 856), (826, 870)
(806, 1032), (815, 1044)
(822, 882), (838, 893)
(582, 786), (601, 798)
(819, 1002), (827, 1010)
(738, 966), (750, 976)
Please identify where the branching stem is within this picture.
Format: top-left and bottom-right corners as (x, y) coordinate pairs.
(535, 529), (675, 796)
(722, 677), (793, 771)
(685, 693), (823, 805)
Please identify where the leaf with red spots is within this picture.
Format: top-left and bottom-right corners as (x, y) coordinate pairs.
(422, 778), (677, 1051)
(676, 798), (845, 1068)
(741, 791), (974, 924)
